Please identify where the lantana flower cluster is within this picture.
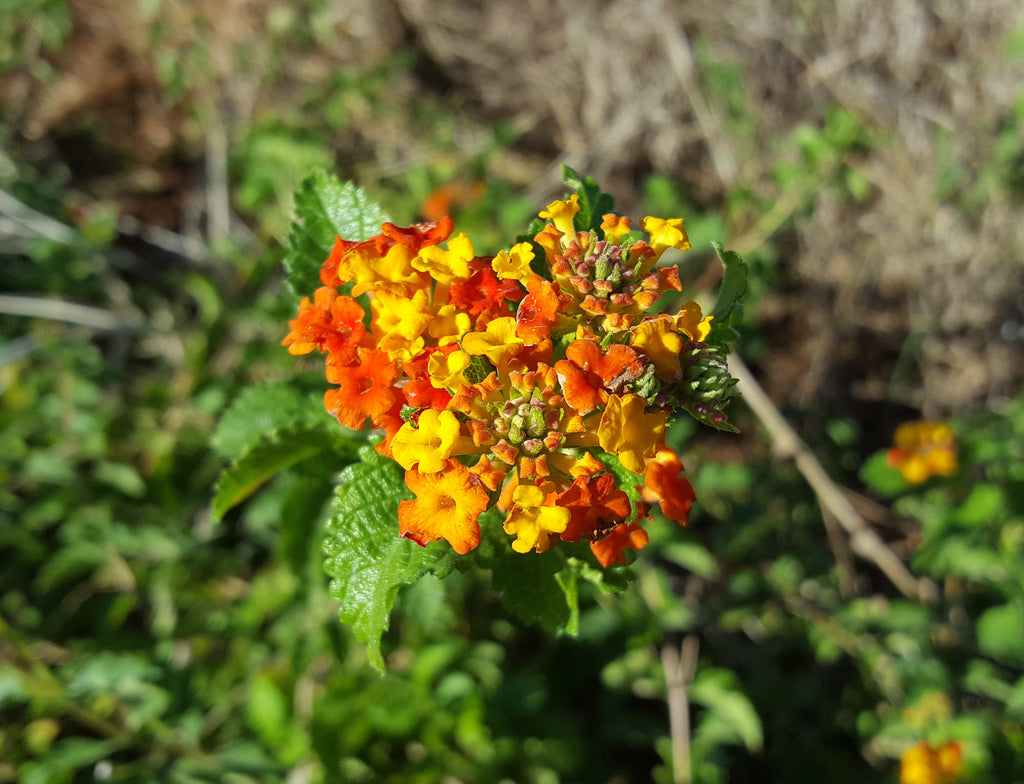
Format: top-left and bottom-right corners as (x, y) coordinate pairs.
(886, 421), (957, 484)
(285, 192), (737, 566)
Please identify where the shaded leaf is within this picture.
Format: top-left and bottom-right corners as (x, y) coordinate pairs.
(212, 425), (360, 521)
(690, 667), (763, 753)
(561, 164), (615, 234)
(977, 602), (1024, 666)
(212, 381), (335, 459)
(492, 547), (576, 635)
(709, 242), (748, 342)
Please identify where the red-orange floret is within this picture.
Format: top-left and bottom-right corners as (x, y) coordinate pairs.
(554, 340), (642, 415)
(324, 347), (399, 430)
(283, 287), (366, 361)
(381, 216), (455, 249)
(642, 448), (695, 525)
(517, 274), (572, 344)
(449, 266), (525, 328)
(556, 473), (632, 541)
(591, 522), (649, 567)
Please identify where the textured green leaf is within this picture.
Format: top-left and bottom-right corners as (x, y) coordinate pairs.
(690, 668), (763, 752)
(491, 547), (576, 634)
(283, 170), (389, 298)
(561, 164), (615, 234)
(212, 425), (360, 521)
(709, 242), (748, 340)
(322, 447), (456, 670)
(977, 602), (1024, 666)
(212, 381), (335, 459)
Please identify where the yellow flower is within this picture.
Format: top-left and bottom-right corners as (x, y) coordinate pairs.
(539, 194), (580, 239)
(371, 288), (431, 342)
(428, 349), (472, 390)
(632, 317), (685, 381)
(600, 213), (632, 243)
(461, 316), (524, 370)
(428, 304), (472, 346)
(887, 421), (957, 484)
(598, 394), (667, 473)
(391, 409), (464, 473)
(503, 484), (570, 553)
(899, 741), (962, 784)
(346, 243), (424, 297)
(642, 216), (691, 258)
(674, 301), (712, 341)
(492, 242), (535, 282)
(413, 232), (475, 283)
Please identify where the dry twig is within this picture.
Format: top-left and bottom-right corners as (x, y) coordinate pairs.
(728, 353), (938, 604)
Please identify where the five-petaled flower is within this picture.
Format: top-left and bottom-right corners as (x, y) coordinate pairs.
(286, 185), (737, 564)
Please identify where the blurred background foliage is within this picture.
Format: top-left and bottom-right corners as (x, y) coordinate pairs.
(1, 0), (1023, 782)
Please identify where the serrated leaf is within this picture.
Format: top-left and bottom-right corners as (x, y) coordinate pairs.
(213, 381), (336, 459)
(283, 170), (389, 298)
(321, 447), (456, 670)
(690, 668), (763, 752)
(561, 164), (615, 234)
(212, 425), (359, 521)
(491, 547), (575, 634)
(709, 242), (748, 340)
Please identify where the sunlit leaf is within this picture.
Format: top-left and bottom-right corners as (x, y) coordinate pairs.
(322, 447), (456, 671)
(283, 170), (389, 298)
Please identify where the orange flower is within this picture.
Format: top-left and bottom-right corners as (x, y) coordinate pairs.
(554, 340), (642, 415)
(642, 448), (695, 525)
(323, 347), (399, 430)
(899, 741), (962, 784)
(516, 274), (572, 345)
(282, 287), (366, 361)
(398, 458), (489, 554)
(591, 522), (649, 567)
(556, 473), (632, 541)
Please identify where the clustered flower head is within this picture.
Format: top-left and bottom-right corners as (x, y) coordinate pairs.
(285, 189), (738, 566)
(886, 421), (957, 484)
(899, 740), (963, 784)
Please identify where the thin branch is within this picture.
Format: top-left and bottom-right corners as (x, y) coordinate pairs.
(0, 188), (78, 245)
(0, 294), (139, 331)
(728, 353), (939, 604)
(662, 634), (699, 784)
(117, 214), (211, 264)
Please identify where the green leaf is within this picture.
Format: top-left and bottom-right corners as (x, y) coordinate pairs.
(212, 425), (360, 521)
(212, 381), (337, 459)
(19, 738), (118, 784)
(283, 170), (389, 298)
(690, 668), (763, 753)
(321, 447), (456, 670)
(661, 540), (719, 579)
(859, 450), (910, 496)
(561, 165), (615, 234)
(977, 602), (1024, 666)
(709, 242), (748, 341)
(491, 547), (576, 634)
